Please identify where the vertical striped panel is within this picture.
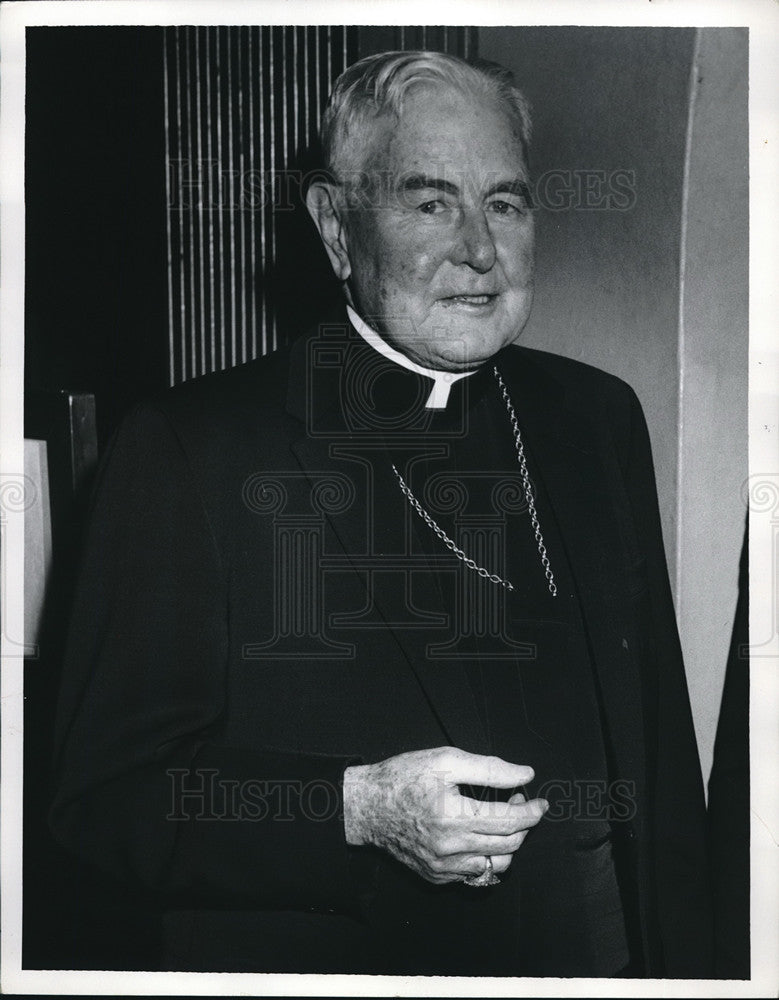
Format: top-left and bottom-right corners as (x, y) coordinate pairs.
(163, 25), (357, 384)
(357, 25), (477, 60)
(164, 26), (473, 384)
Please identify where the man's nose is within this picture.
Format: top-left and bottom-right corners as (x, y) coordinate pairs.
(450, 209), (497, 273)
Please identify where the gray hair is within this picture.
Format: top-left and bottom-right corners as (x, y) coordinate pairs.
(321, 50), (532, 180)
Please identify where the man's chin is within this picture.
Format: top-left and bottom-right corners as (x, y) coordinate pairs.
(380, 316), (522, 372)
(430, 333), (516, 371)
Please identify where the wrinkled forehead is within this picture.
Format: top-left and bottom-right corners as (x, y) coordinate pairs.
(343, 83), (529, 198)
(378, 80), (521, 150)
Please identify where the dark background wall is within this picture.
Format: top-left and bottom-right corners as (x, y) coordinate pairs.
(25, 27), (169, 450)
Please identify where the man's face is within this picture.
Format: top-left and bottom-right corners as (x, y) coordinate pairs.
(337, 85), (535, 372)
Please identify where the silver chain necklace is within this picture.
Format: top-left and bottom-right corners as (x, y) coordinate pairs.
(391, 366), (558, 597)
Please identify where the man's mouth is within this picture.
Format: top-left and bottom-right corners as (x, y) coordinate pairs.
(442, 293), (497, 306)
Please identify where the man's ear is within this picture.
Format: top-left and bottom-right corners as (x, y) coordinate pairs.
(305, 181), (351, 282)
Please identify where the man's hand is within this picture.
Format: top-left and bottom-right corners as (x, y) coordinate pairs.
(343, 747), (547, 884)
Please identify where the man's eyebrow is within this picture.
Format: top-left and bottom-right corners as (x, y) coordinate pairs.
(485, 178), (532, 199)
(399, 173), (460, 196)
(398, 173), (532, 203)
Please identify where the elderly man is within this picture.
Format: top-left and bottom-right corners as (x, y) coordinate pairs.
(51, 51), (712, 978)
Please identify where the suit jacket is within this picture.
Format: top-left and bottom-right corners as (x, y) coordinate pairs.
(707, 517), (749, 978)
(50, 316), (713, 976)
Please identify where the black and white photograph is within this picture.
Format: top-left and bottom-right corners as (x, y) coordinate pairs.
(1, 0), (776, 995)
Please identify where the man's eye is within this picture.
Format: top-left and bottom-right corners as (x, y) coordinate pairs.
(418, 200), (446, 214)
(488, 199), (523, 216)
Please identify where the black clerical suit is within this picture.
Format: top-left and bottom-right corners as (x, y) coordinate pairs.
(50, 315), (713, 977)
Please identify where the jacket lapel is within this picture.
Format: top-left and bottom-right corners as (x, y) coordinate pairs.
(500, 348), (647, 797)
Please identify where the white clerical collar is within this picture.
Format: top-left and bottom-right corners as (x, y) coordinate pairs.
(346, 305), (475, 409)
